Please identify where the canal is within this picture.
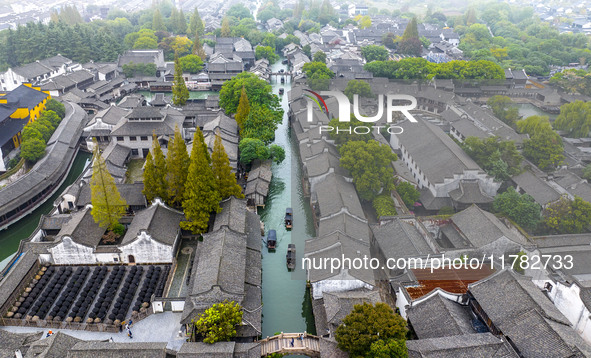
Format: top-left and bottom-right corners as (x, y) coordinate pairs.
(258, 59), (317, 341)
(0, 150), (92, 269)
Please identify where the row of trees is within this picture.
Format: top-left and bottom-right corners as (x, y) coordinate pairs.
(457, 4), (591, 75)
(142, 126), (242, 234)
(20, 100), (66, 163)
(219, 73), (285, 165)
(364, 58), (505, 80)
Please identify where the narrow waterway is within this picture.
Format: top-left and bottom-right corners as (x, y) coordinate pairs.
(259, 59), (317, 341)
(0, 151), (92, 268)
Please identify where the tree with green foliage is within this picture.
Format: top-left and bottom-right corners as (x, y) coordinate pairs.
(269, 145), (285, 163)
(177, 9), (187, 34)
(212, 133), (243, 199)
(302, 61), (334, 91)
(361, 45), (389, 62)
(152, 9), (167, 32)
(219, 72), (281, 116)
(45, 99), (65, 119)
(221, 17), (231, 37)
(90, 143), (127, 230)
(583, 163), (591, 181)
(396, 182), (420, 208)
(172, 52), (189, 106)
(461, 136), (522, 181)
(369, 338), (408, 358)
(38, 110), (61, 129)
(20, 137), (46, 162)
(189, 7), (204, 36)
(179, 54), (203, 73)
(554, 101), (591, 138)
(516, 115), (553, 136)
(523, 130), (564, 172)
(335, 303), (408, 358)
(166, 126), (189, 207)
(313, 51), (326, 63)
(340, 140), (398, 201)
(241, 103), (282, 144)
(122, 62), (157, 77)
(192, 32), (207, 60)
(255, 45), (279, 63)
(364, 59), (504, 80)
(402, 17), (419, 41)
(239, 138), (269, 165)
(359, 15), (372, 29)
(493, 187), (541, 231)
(327, 116), (374, 145)
(344, 80), (374, 102)
(227, 3), (252, 19)
(181, 128), (221, 234)
(373, 195), (397, 218)
(544, 196), (591, 234)
(192, 300), (243, 344)
(133, 36), (158, 49)
(143, 136), (169, 203)
(487, 95), (520, 126)
(235, 87), (250, 130)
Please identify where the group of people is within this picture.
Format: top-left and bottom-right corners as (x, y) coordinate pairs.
(119, 318), (134, 339)
(289, 334), (305, 347)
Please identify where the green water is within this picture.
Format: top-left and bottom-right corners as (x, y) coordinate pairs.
(0, 151), (92, 266)
(259, 62), (317, 339)
(515, 103), (558, 121)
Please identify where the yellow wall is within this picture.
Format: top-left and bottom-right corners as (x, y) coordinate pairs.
(4, 85), (51, 148)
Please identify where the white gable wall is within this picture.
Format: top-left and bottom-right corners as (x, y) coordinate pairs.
(50, 237), (95, 265)
(119, 231), (174, 264)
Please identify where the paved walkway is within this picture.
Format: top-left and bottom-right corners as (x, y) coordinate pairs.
(1, 311), (186, 350)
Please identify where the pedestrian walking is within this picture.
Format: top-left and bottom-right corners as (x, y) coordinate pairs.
(290, 337), (294, 347)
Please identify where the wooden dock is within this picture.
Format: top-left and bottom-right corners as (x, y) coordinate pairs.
(259, 332), (320, 357)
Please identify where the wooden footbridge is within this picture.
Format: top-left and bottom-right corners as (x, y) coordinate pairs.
(260, 332), (320, 357)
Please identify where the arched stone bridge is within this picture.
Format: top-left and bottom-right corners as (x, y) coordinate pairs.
(259, 332), (320, 357)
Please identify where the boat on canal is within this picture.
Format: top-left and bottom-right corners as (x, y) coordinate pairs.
(284, 208), (292, 229)
(267, 229), (277, 250)
(286, 244), (296, 270)
(279, 88), (284, 95)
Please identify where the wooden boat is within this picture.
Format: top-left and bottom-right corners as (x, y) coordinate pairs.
(282, 59), (288, 65)
(279, 88), (284, 95)
(267, 229), (277, 250)
(284, 208), (292, 229)
(286, 244), (296, 270)
(280, 77), (285, 84)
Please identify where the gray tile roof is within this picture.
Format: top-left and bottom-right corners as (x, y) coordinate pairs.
(371, 218), (435, 259)
(178, 342), (234, 357)
(314, 173), (366, 221)
(323, 289), (380, 328)
(303, 151), (349, 179)
(304, 232), (374, 285)
(407, 291), (476, 339)
(512, 170), (562, 206)
(66, 341), (168, 358)
(24, 331), (82, 358)
(0, 330), (43, 358)
(76, 182), (145, 208)
(318, 212), (369, 242)
(110, 106), (184, 137)
(11, 61), (52, 79)
(469, 270), (590, 357)
(395, 118), (485, 184)
(121, 201), (183, 246)
(449, 180), (494, 204)
(0, 251), (39, 316)
(450, 205), (528, 248)
(55, 207), (105, 247)
(406, 332), (516, 357)
(212, 196), (247, 234)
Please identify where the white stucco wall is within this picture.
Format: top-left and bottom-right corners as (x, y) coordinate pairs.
(119, 232), (174, 264)
(50, 237), (95, 265)
(533, 279), (591, 344)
